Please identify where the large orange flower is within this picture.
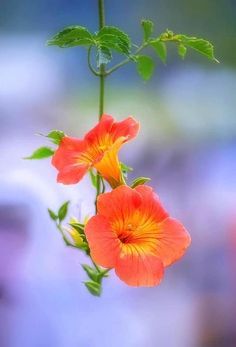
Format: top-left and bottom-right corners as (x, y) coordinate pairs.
(85, 185), (191, 287)
(52, 115), (139, 188)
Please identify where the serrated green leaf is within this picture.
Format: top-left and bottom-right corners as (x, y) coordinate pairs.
(48, 208), (58, 221)
(47, 26), (94, 48)
(178, 35), (218, 62)
(96, 26), (131, 56)
(178, 44), (187, 59)
(82, 264), (100, 282)
(84, 281), (101, 296)
(46, 130), (65, 145)
(136, 55), (155, 81)
(131, 177), (151, 188)
(58, 201), (70, 222)
(151, 40), (167, 63)
(24, 147), (54, 160)
(96, 45), (112, 67)
(141, 19), (154, 42)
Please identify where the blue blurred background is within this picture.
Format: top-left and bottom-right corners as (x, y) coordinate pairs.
(0, 1), (236, 346)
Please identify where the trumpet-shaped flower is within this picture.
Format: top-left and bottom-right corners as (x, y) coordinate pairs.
(85, 185), (191, 287)
(52, 114), (139, 187)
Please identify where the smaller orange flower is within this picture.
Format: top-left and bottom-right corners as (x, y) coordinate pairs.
(52, 114), (139, 187)
(85, 185), (191, 287)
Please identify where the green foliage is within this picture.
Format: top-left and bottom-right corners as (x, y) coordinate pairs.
(136, 55), (155, 81)
(178, 44), (187, 59)
(82, 264), (100, 282)
(24, 147), (54, 160)
(95, 26), (131, 56)
(177, 35), (219, 62)
(45, 130), (65, 145)
(47, 26), (94, 47)
(84, 281), (101, 296)
(131, 177), (151, 188)
(96, 45), (112, 67)
(48, 208), (58, 221)
(58, 201), (70, 222)
(151, 40), (167, 63)
(141, 19), (154, 42)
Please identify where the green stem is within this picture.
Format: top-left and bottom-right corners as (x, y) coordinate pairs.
(95, 0), (106, 211)
(106, 42), (148, 75)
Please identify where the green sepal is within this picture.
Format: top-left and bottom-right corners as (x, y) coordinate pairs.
(84, 281), (101, 296)
(131, 177), (151, 188)
(82, 264), (100, 282)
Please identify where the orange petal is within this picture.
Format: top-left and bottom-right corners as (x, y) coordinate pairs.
(85, 215), (121, 268)
(57, 164), (88, 184)
(135, 185), (169, 223)
(52, 136), (86, 170)
(85, 114), (114, 145)
(156, 217), (191, 266)
(111, 116), (140, 143)
(94, 137), (125, 188)
(52, 136), (88, 184)
(115, 246), (164, 287)
(97, 185), (142, 220)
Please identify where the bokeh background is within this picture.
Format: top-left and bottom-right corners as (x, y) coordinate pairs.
(0, 1), (236, 346)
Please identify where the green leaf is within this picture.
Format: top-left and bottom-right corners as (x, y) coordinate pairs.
(47, 26), (94, 48)
(96, 45), (112, 67)
(136, 55), (155, 81)
(178, 35), (219, 62)
(84, 281), (101, 297)
(178, 44), (187, 59)
(24, 147), (54, 160)
(46, 130), (65, 145)
(141, 19), (154, 42)
(151, 40), (167, 63)
(58, 201), (70, 222)
(96, 26), (131, 56)
(48, 208), (58, 221)
(82, 264), (100, 282)
(131, 177), (151, 188)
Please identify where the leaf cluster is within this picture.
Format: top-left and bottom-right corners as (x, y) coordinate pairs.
(47, 20), (218, 80)
(24, 130), (65, 160)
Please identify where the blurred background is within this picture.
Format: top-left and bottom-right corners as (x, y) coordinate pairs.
(0, 0), (236, 346)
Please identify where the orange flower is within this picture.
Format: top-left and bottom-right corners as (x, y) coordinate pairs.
(52, 114), (139, 187)
(85, 185), (191, 287)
